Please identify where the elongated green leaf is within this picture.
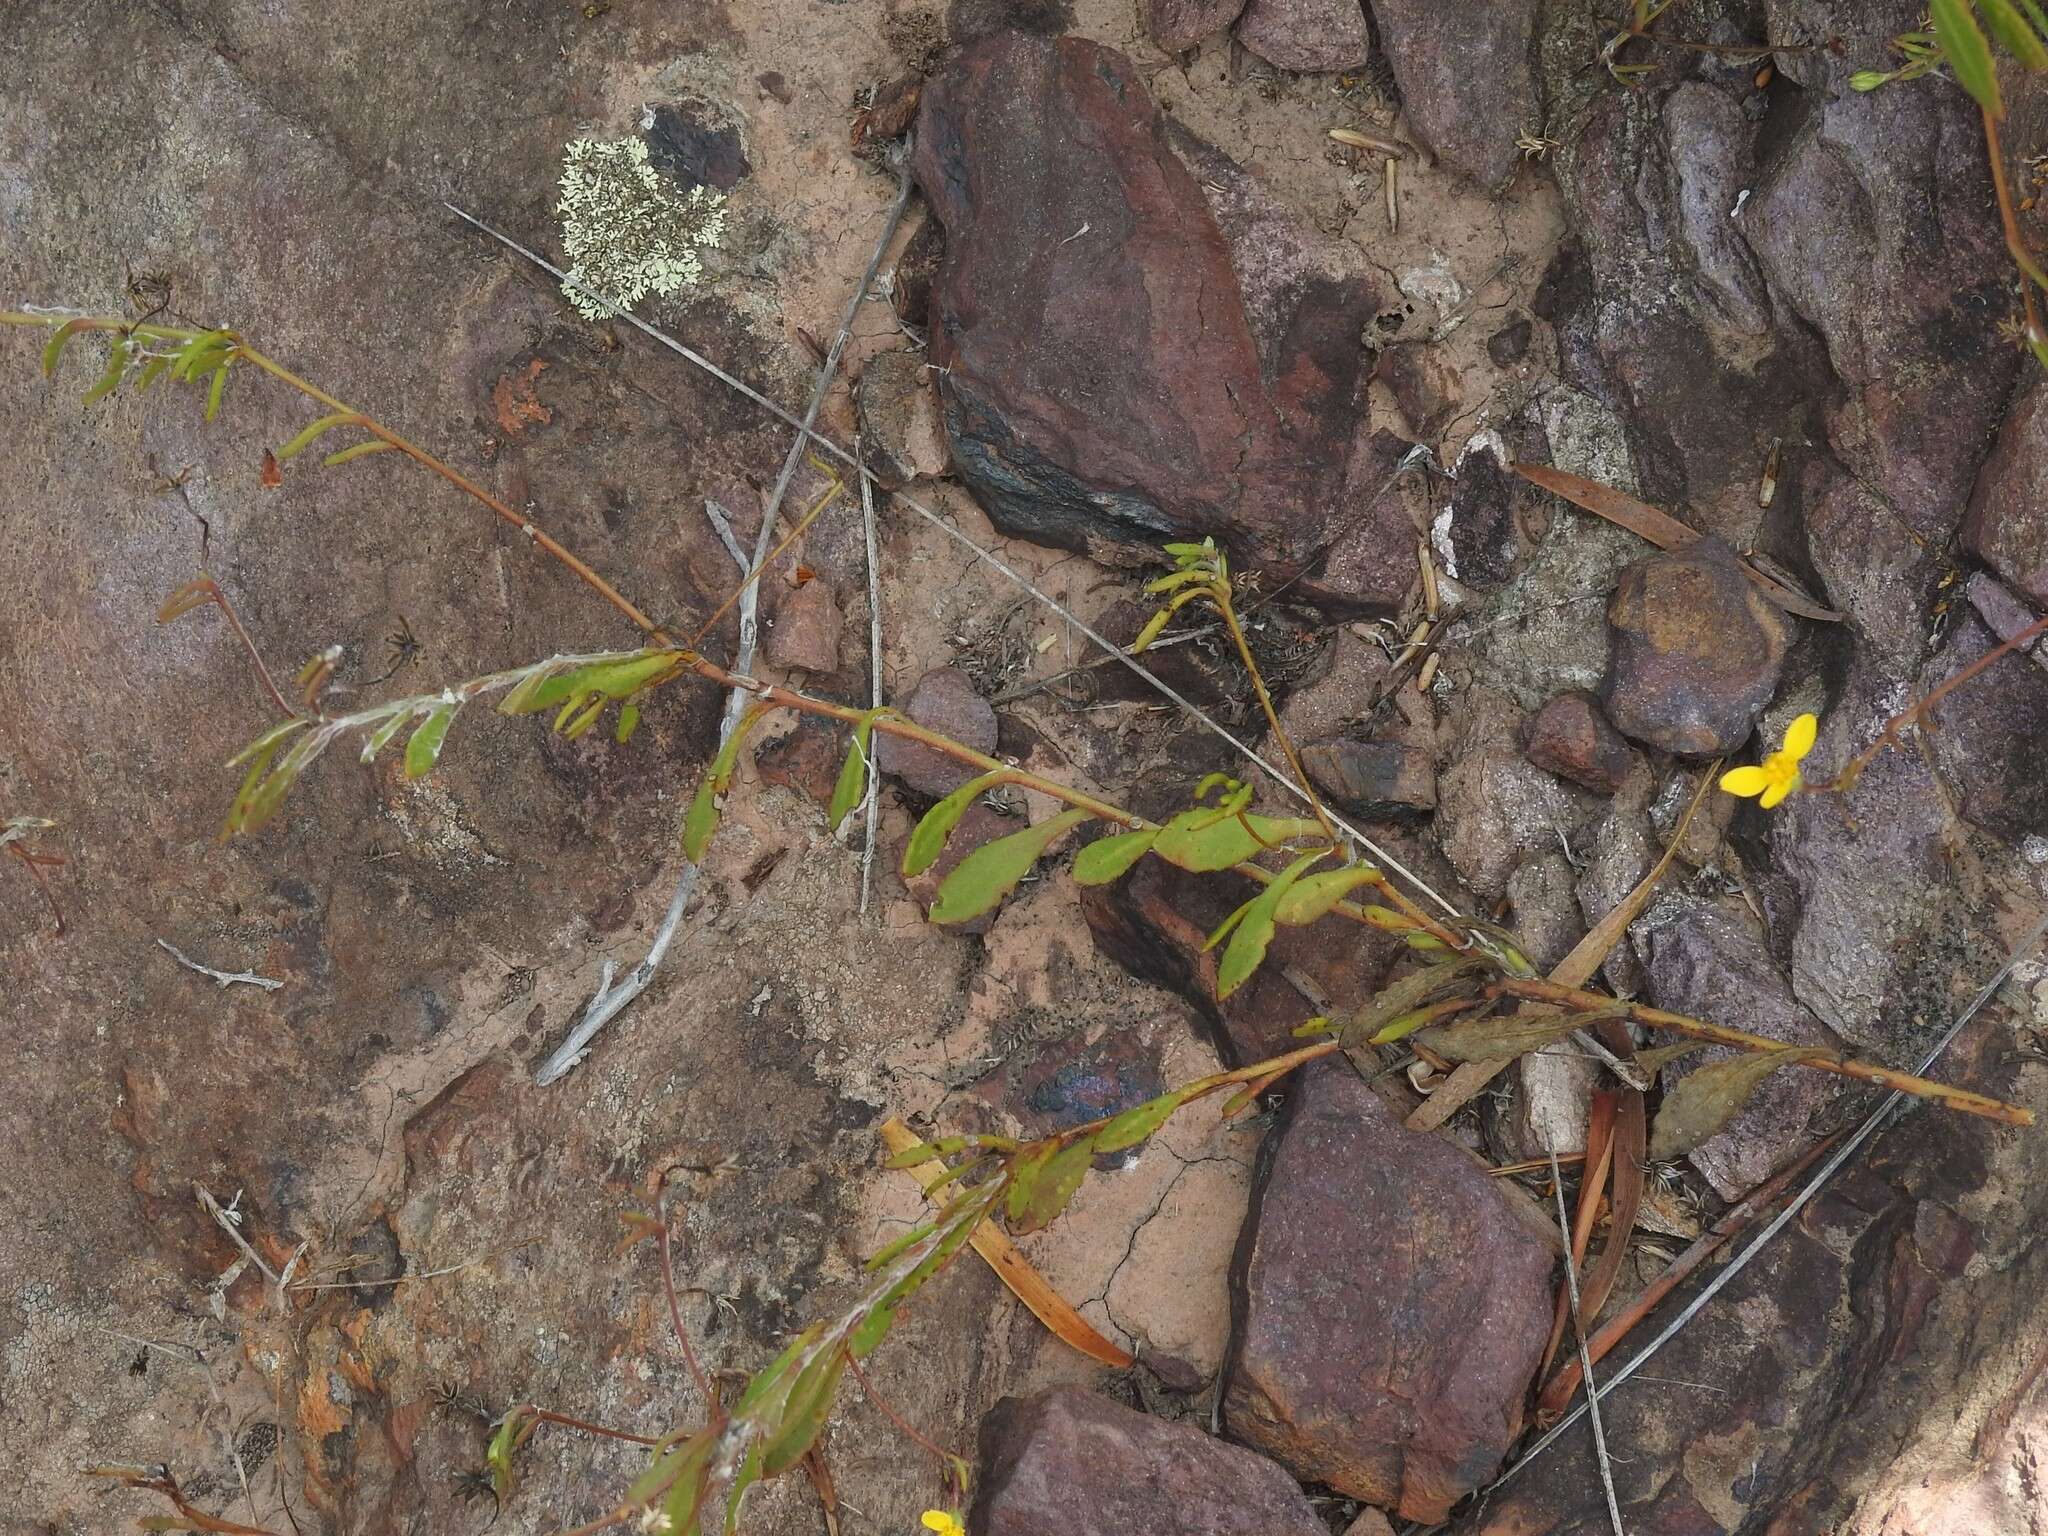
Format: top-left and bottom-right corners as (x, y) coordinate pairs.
(40, 318), (91, 378)
(1217, 850), (1328, 1000)
(276, 411), (360, 462)
(80, 341), (130, 405)
(359, 710), (411, 763)
(864, 1220), (938, 1271)
(848, 1302), (896, 1359)
(403, 705), (456, 780)
(903, 770), (1006, 878)
(1203, 894), (1258, 954)
(1071, 827), (1159, 885)
(929, 808), (1089, 924)
(760, 1351), (846, 1476)
(135, 355), (169, 391)
(1636, 1039), (1710, 1079)
(1092, 1089), (1188, 1153)
(1272, 864), (1382, 926)
(624, 1431), (711, 1513)
(226, 718), (313, 770)
(203, 360), (230, 422)
(1130, 606), (1175, 653)
(560, 693), (608, 740)
(1151, 808), (1323, 873)
(681, 704), (775, 861)
(615, 702), (641, 744)
(1933, 0), (2002, 113)
(1980, 0), (2048, 68)
(1648, 1046), (1823, 1161)
(2017, 0), (2048, 40)
(322, 439), (397, 466)
(1016, 1140), (1095, 1233)
(1344, 956), (1491, 1045)
(1005, 1142), (1055, 1226)
(827, 715), (879, 831)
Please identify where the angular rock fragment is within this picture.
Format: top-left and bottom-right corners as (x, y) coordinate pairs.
(1522, 689), (1633, 796)
(974, 1387), (1325, 1535)
(856, 347), (948, 489)
(1964, 373), (2048, 609)
(911, 34), (1378, 578)
(874, 665), (997, 797)
(762, 578), (842, 674)
(1300, 738), (1436, 818)
(1145, 0), (1247, 53)
(1225, 1065), (1553, 1522)
(1369, 0), (1540, 190)
(1232, 0), (1369, 74)
(1601, 537), (1792, 756)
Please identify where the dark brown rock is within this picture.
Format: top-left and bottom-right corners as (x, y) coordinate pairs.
(1232, 0), (1368, 73)
(1294, 429), (1431, 617)
(1441, 440), (1527, 591)
(1081, 854), (1401, 1064)
(1929, 611), (2048, 842)
(911, 35), (1378, 576)
(974, 1387), (1324, 1536)
(1601, 537), (1793, 756)
(1369, 0), (1539, 190)
(762, 578), (843, 674)
(1640, 899), (1848, 1198)
(1486, 316), (1532, 367)
(856, 348), (948, 489)
(1522, 689), (1634, 795)
(890, 212), (945, 329)
(1377, 341), (1457, 443)
(875, 665), (998, 797)
(1964, 373), (2048, 608)
(1225, 1064), (1553, 1522)
(1145, 0), (1247, 53)
(754, 715), (845, 808)
(1299, 738), (1436, 818)
(1744, 3), (2020, 530)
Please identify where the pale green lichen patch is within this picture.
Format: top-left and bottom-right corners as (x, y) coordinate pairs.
(555, 136), (726, 320)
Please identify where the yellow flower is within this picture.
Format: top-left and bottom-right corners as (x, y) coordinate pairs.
(920, 1513), (965, 1536)
(1719, 712), (1817, 810)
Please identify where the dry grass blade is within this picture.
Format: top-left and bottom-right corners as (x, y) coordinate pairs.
(1546, 1144), (1628, 1536)
(1538, 1089), (1617, 1383)
(1512, 461), (1843, 621)
(1406, 769), (1717, 1133)
(879, 1118), (1134, 1368)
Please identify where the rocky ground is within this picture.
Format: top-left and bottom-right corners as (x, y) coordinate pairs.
(4, 1), (2048, 1534)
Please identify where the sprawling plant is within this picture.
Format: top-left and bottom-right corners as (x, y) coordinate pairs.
(6, 302), (2035, 1536)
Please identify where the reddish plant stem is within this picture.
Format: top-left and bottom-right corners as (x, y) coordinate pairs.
(844, 1351), (953, 1466)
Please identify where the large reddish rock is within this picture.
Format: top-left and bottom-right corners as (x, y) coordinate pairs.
(1964, 373), (2048, 609)
(973, 1388), (1323, 1535)
(911, 34), (1378, 579)
(1224, 1064), (1554, 1522)
(1601, 537), (1793, 756)
(1145, 0), (1247, 53)
(1369, 0), (1540, 191)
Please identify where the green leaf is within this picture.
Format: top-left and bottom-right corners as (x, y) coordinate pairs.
(1636, 1039), (1710, 1079)
(40, 318), (90, 378)
(681, 704), (775, 862)
(359, 710), (411, 763)
(1932, 0), (2002, 113)
(1980, 0), (2048, 68)
(1849, 68), (1894, 90)
(276, 411), (360, 462)
(135, 355), (169, 392)
(1216, 850), (1328, 1000)
(733, 1334), (809, 1419)
(1092, 1089), (1188, 1153)
(826, 714), (879, 831)
(486, 1405), (536, 1504)
(322, 439), (397, 466)
(1070, 827), (1159, 885)
(624, 1432), (711, 1515)
(80, 340), (130, 405)
(403, 705), (457, 780)
(848, 1303), (896, 1359)
(227, 716), (312, 769)
(1344, 957), (1491, 1046)
(883, 1135), (972, 1169)
(1015, 1140), (1094, 1233)
(615, 702), (641, 744)
(929, 808), (1089, 924)
(560, 693), (608, 740)
(720, 1443), (763, 1536)
(223, 720), (311, 836)
(864, 1220), (938, 1271)
(1202, 893), (1259, 954)
(203, 360), (230, 422)
(760, 1350), (846, 1476)
(903, 771), (1005, 878)
(1150, 807), (1323, 873)
(1272, 864), (1382, 926)
(1005, 1143), (1055, 1226)
(1648, 1046), (1824, 1162)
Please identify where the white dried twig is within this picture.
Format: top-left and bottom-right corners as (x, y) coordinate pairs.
(156, 938), (283, 992)
(857, 432), (884, 917)
(193, 1184), (296, 1314)
(1549, 1143), (1627, 1536)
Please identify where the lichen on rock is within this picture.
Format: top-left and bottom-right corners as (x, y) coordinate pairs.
(555, 135), (726, 319)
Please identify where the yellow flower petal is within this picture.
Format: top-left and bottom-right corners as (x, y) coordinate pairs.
(922, 1513), (964, 1536)
(1779, 711), (1818, 763)
(1719, 765), (1769, 797)
(1759, 774), (1798, 809)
